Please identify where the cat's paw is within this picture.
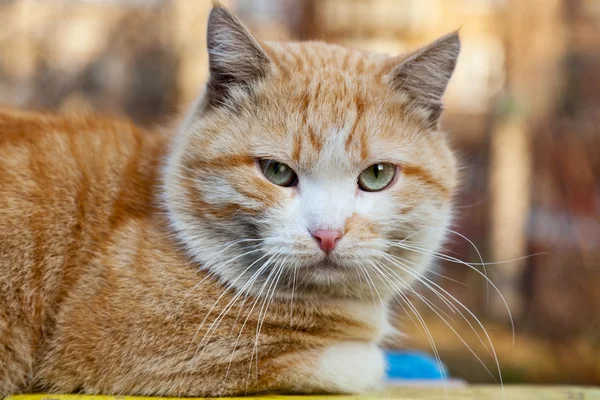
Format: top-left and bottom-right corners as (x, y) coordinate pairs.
(311, 341), (385, 393)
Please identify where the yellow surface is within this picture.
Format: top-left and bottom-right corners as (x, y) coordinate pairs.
(5, 386), (600, 400)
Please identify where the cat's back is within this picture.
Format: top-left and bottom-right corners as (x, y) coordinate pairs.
(0, 108), (172, 393)
(0, 107), (157, 181)
(0, 107), (165, 236)
(0, 106), (168, 315)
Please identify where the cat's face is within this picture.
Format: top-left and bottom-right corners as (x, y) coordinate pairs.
(164, 5), (459, 300)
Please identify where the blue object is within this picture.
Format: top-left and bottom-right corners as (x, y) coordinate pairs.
(385, 350), (447, 380)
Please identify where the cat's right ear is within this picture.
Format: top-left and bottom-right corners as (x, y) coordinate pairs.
(205, 2), (271, 108)
(388, 32), (460, 128)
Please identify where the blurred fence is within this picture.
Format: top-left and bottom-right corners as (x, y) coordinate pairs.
(0, 0), (598, 385)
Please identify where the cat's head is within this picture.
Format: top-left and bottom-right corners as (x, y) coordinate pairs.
(164, 4), (460, 300)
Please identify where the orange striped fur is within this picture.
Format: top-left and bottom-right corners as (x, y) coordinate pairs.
(0, 3), (460, 396)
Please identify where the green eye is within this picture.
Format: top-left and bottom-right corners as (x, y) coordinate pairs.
(358, 163), (396, 192)
(259, 159), (298, 187)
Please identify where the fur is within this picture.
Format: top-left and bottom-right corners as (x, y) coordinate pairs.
(0, 4), (459, 396)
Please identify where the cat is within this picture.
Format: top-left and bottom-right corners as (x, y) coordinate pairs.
(0, 3), (459, 397)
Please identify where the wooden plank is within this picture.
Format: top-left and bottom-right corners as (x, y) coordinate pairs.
(5, 386), (599, 400)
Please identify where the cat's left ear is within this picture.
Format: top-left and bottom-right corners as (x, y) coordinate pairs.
(389, 32), (460, 128)
(205, 3), (271, 107)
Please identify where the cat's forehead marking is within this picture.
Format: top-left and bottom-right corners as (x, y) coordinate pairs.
(344, 101), (368, 160)
(298, 86), (324, 154)
(262, 42), (407, 168)
(254, 41), (445, 180)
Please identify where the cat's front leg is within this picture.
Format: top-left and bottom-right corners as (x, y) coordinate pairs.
(312, 341), (386, 393)
(278, 341), (385, 394)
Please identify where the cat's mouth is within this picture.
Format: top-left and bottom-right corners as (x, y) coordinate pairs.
(307, 258), (346, 271)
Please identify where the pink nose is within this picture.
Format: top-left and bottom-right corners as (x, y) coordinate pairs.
(311, 230), (342, 254)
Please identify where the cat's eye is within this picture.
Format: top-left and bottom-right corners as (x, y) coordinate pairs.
(258, 159), (298, 187)
(358, 163), (396, 192)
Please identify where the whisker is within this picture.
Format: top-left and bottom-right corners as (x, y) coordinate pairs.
(366, 260), (449, 394)
(377, 251), (504, 392)
(357, 265), (379, 309)
(227, 285), (270, 386)
(378, 257), (489, 356)
(375, 260), (458, 325)
(381, 259), (497, 386)
(228, 255), (282, 374)
(243, 259), (282, 392)
(289, 259), (298, 327)
(177, 245), (263, 308)
(197, 250), (284, 355)
(390, 241), (515, 344)
(185, 250), (273, 358)
(425, 268), (466, 286)
(364, 260), (425, 337)
(399, 227), (491, 312)
(383, 253), (457, 313)
(397, 243), (548, 266)
(252, 258), (287, 379)
(219, 252), (285, 391)
(380, 252), (495, 358)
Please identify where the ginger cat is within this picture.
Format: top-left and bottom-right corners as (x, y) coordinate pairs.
(0, 4), (459, 396)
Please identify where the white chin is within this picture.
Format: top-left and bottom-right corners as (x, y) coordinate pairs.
(300, 263), (357, 286)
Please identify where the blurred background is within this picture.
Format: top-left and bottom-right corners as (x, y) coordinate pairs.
(0, 0), (598, 386)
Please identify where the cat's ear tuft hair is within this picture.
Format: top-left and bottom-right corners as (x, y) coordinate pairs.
(389, 32), (460, 127)
(206, 3), (271, 107)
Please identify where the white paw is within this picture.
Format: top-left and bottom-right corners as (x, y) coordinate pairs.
(313, 342), (384, 393)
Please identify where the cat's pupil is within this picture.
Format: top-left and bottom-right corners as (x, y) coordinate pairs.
(374, 164), (382, 179)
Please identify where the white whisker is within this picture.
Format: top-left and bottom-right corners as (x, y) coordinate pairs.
(243, 259), (282, 392)
(177, 244), (263, 308)
(185, 250), (272, 358)
(390, 241), (515, 343)
(366, 260), (449, 395)
(376, 251), (504, 395)
(380, 252), (496, 358)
